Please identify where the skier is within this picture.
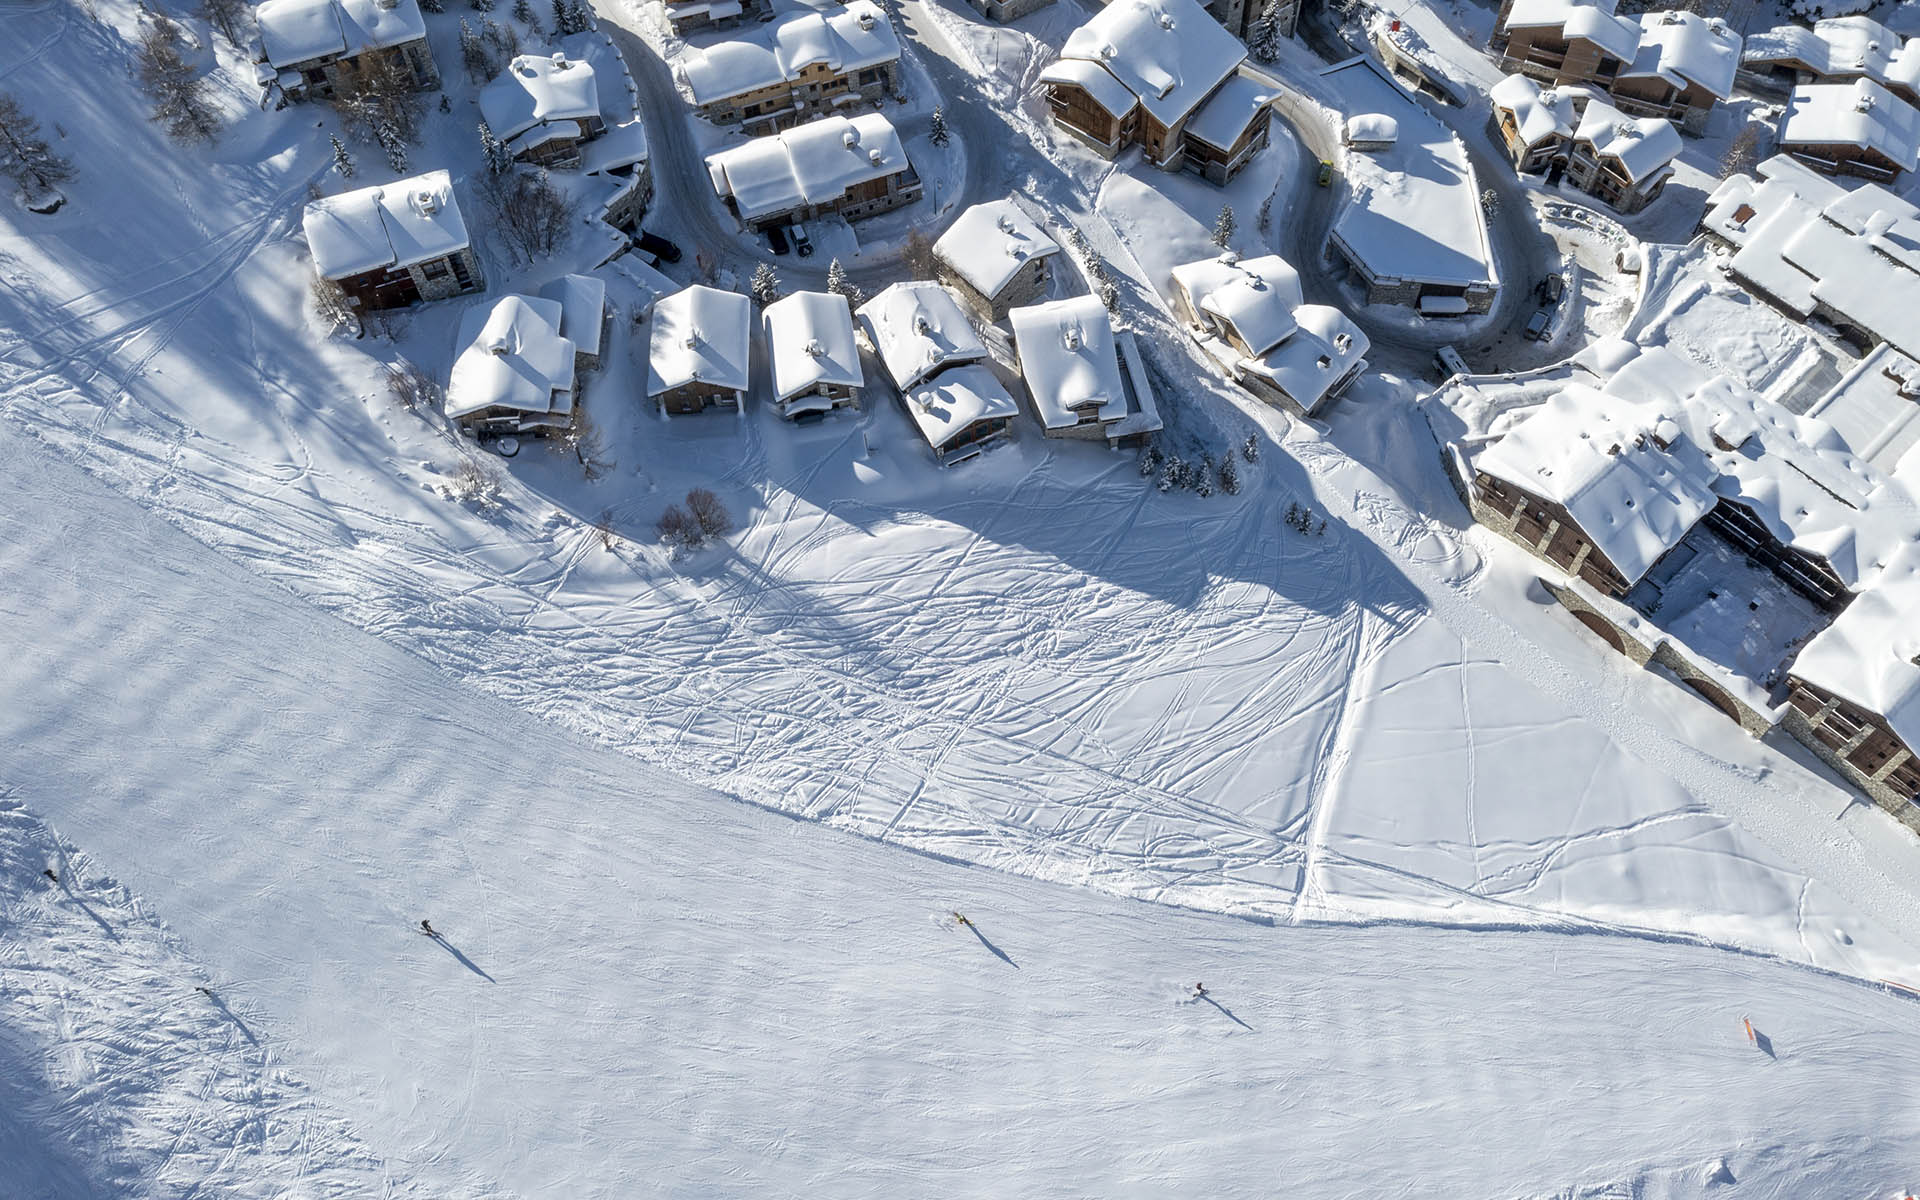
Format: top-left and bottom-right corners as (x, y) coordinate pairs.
(1194, 982), (1207, 998)
(42, 868), (56, 883)
(420, 919), (438, 938)
(196, 986), (213, 997)
(952, 911), (972, 928)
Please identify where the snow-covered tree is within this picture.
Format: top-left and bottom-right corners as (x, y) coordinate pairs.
(478, 119), (513, 174)
(1241, 433), (1259, 462)
(749, 262), (781, 305)
(513, 0), (538, 27)
(1256, 194), (1272, 235)
(1096, 277), (1118, 313)
(419, 0), (443, 12)
(335, 56), (424, 151)
(483, 169), (576, 262)
(471, 0), (493, 13)
(1194, 454), (1215, 497)
(481, 17), (518, 63)
(375, 120), (408, 171)
(1218, 453), (1240, 495)
(825, 257), (863, 307)
(196, 0), (249, 45)
(686, 488), (733, 538)
(1721, 123), (1766, 179)
(1137, 440), (1159, 477)
(134, 16), (221, 144)
(0, 92), (74, 204)
(1479, 187), (1500, 217)
(459, 19), (493, 80)
(311, 275), (356, 335)
(330, 133), (355, 178)
(1211, 204), (1235, 249)
(929, 105), (949, 147)
(1158, 454), (1183, 493)
(1246, 0), (1284, 62)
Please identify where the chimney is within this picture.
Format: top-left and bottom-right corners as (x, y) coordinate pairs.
(374, 0), (398, 10)
(1158, 12), (1173, 28)
(913, 314), (930, 335)
(858, 8), (875, 28)
(803, 338), (824, 358)
(843, 128), (859, 148)
(1062, 326), (1080, 351)
(414, 189), (439, 216)
(552, 52), (569, 69)
(996, 213), (1015, 233)
(486, 332), (512, 356)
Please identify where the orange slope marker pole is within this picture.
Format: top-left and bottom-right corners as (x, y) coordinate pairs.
(1743, 1017), (1754, 1044)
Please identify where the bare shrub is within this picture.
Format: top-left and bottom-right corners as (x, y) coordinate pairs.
(484, 170), (577, 263)
(386, 359), (440, 411)
(333, 56), (424, 159)
(685, 487), (733, 538)
(447, 455), (504, 510)
(554, 405), (611, 480)
(0, 92), (74, 206)
(311, 275), (357, 335)
(197, 0), (250, 45)
(901, 230), (938, 280)
(592, 509), (618, 550)
(656, 503), (700, 549)
(1721, 123), (1767, 180)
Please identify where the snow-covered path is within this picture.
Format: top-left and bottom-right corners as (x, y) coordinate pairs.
(3, 426), (1920, 1198)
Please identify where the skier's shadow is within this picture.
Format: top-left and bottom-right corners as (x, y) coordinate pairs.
(1752, 1028), (1776, 1059)
(429, 935), (497, 983)
(54, 878), (118, 942)
(965, 923), (1018, 969)
(1200, 993), (1253, 1031)
(202, 991), (259, 1046)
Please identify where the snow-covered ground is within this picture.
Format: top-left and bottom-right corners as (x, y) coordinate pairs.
(7, 426), (1920, 1198)
(8, 0), (1920, 1190)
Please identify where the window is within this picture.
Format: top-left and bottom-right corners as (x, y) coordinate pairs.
(420, 260), (450, 280)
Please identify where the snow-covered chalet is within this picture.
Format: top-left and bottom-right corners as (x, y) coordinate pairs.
(675, 2), (901, 135)
(1039, 0), (1280, 184)
(1490, 75), (1681, 213)
(647, 285), (752, 415)
(856, 282), (1018, 466)
(705, 113), (919, 231)
(932, 199), (1061, 322)
(1170, 252), (1369, 416)
(762, 290), (864, 420)
(302, 170), (484, 312)
(253, 0), (439, 105)
(1490, 0), (1740, 133)
(1008, 295), (1162, 446)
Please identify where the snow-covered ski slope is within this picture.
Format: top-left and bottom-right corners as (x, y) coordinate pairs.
(5, 427), (1920, 1198)
(5, 0), (1920, 1190)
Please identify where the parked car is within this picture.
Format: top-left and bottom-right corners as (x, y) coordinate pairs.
(791, 224), (813, 257)
(766, 224), (790, 255)
(1535, 273), (1565, 304)
(1523, 309), (1553, 341)
(1434, 344), (1470, 378)
(1317, 160), (1334, 187)
(634, 230), (682, 264)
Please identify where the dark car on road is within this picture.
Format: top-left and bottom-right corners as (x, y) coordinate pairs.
(634, 230), (682, 264)
(1535, 273), (1565, 304)
(767, 225), (790, 255)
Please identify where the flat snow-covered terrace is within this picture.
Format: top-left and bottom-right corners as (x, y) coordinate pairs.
(1322, 58), (1497, 310)
(1626, 524), (1832, 688)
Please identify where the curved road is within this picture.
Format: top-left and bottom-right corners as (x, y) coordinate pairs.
(602, 0), (1558, 372)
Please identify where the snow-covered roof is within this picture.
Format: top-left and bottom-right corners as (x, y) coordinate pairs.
(1008, 296), (1129, 430)
(856, 282), (986, 391)
(258, 0), (425, 68)
(446, 295), (576, 421)
(677, 1), (899, 105)
(579, 120), (650, 174)
(1459, 344), (1920, 593)
(1185, 72), (1278, 152)
(901, 363), (1019, 452)
(1037, 58), (1138, 119)
(481, 53), (600, 144)
(762, 290), (863, 403)
(647, 285), (752, 395)
(1490, 74), (1580, 145)
(1574, 94), (1682, 182)
(1791, 542), (1920, 747)
(1342, 111), (1399, 146)
(1706, 157), (1920, 359)
(931, 199), (1061, 302)
(1744, 16), (1909, 91)
(1802, 344), (1920, 477)
(1322, 59), (1496, 290)
(1240, 304), (1370, 416)
(1623, 11), (1742, 101)
(705, 113), (911, 224)
(563, 30), (643, 125)
(1503, 0), (1639, 61)
(1476, 382), (1720, 584)
(1056, 0), (1247, 128)
(540, 273), (605, 359)
(1170, 252), (1305, 358)
(302, 170), (468, 279)
(1778, 79), (1920, 170)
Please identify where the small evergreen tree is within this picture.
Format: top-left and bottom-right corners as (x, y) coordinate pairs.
(459, 18), (491, 80)
(1218, 453), (1240, 495)
(481, 16), (518, 61)
(928, 105), (949, 147)
(1137, 440), (1160, 477)
(330, 133), (355, 178)
(1211, 204), (1235, 249)
(472, 0), (493, 13)
(196, 0), (249, 45)
(567, 0), (593, 32)
(377, 120), (408, 172)
(1194, 453), (1215, 497)
(1241, 433), (1259, 462)
(749, 262), (781, 305)
(825, 257), (863, 308)
(513, 0), (537, 26)
(1096, 278), (1118, 313)
(1246, 0), (1284, 62)
(1158, 454), (1183, 493)
(551, 0), (568, 31)
(478, 119), (513, 174)
(419, 0), (443, 12)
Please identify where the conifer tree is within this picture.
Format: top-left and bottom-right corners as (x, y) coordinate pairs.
(330, 133), (355, 178)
